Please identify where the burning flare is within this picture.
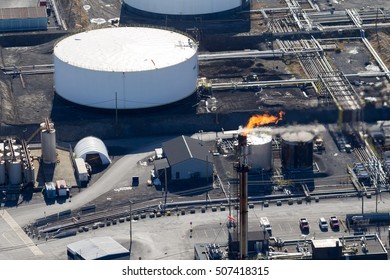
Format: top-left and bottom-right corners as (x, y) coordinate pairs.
(243, 111), (285, 135)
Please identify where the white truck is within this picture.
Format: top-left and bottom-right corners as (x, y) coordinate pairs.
(75, 158), (89, 183)
(260, 217), (272, 234)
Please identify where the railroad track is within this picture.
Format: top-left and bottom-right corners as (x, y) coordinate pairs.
(28, 184), (370, 240)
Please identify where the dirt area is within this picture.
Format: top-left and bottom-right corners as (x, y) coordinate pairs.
(199, 58), (295, 83)
(59, 0), (89, 29)
(0, 41), (55, 125)
(370, 31), (390, 68)
(326, 39), (378, 74)
(324, 37), (390, 105)
(30, 147), (77, 188)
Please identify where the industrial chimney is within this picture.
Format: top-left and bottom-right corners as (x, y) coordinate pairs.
(238, 133), (249, 260)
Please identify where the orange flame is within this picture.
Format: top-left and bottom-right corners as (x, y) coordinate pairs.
(243, 111), (285, 135)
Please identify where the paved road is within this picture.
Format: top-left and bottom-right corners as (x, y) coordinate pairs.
(0, 190), (388, 260)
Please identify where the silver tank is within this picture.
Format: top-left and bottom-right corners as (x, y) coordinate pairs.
(41, 122), (57, 164)
(247, 133), (273, 171)
(7, 159), (22, 185)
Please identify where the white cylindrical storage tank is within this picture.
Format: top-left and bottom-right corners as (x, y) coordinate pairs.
(7, 159), (22, 185)
(54, 27), (198, 109)
(247, 133), (273, 171)
(123, 0), (243, 16)
(41, 123), (57, 164)
(0, 161), (6, 185)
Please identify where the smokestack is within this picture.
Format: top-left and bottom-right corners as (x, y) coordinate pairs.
(235, 112), (285, 259)
(238, 133), (249, 260)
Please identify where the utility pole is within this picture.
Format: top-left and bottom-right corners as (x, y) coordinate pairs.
(228, 181), (232, 228)
(164, 168), (168, 210)
(376, 7), (380, 52)
(129, 200), (133, 255)
(115, 92), (118, 126)
(376, 160), (379, 213)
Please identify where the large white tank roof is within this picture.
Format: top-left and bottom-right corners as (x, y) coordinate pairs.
(54, 27), (197, 72)
(54, 26), (199, 109)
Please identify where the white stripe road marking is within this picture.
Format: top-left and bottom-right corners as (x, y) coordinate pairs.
(1, 210), (43, 256)
(2, 232), (15, 246)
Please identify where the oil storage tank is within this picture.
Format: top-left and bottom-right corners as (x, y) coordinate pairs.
(123, 0), (248, 18)
(54, 27), (198, 109)
(247, 133), (272, 171)
(281, 131), (314, 172)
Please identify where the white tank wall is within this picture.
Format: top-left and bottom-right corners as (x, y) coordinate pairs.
(124, 0), (242, 15)
(54, 54), (198, 109)
(247, 134), (272, 171)
(7, 160), (22, 185)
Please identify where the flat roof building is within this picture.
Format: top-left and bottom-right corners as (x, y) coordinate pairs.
(0, 6), (47, 32)
(0, 0), (39, 9)
(67, 236), (130, 260)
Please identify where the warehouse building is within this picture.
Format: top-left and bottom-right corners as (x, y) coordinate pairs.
(155, 135), (213, 182)
(0, 6), (47, 32)
(67, 237), (130, 260)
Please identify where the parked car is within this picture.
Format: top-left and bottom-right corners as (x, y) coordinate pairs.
(299, 218), (309, 231)
(318, 217), (328, 230)
(329, 216), (340, 230)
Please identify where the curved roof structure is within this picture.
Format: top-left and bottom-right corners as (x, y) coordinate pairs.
(74, 136), (111, 165)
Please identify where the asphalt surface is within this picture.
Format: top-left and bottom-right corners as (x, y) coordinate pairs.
(0, 190), (388, 260)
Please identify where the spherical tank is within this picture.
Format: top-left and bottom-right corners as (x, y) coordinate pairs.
(123, 0), (243, 16)
(0, 161), (6, 185)
(247, 133), (273, 171)
(281, 131), (314, 171)
(7, 159), (22, 185)
(41, 127), (57, 164)
(54, 27), (198, 109)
